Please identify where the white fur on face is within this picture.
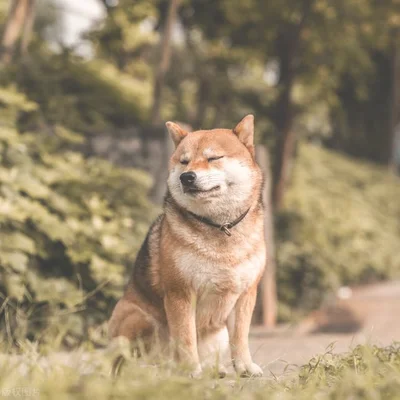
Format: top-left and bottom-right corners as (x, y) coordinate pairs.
(167, 157), (256, 223)
(191, 168), (226, 192)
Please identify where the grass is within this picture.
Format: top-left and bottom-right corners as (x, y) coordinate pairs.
(0, 340), (399, 399)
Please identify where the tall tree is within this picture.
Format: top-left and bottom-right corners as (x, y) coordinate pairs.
(256, 145), (277, 327)
(328, 0), (400, 169)
(0, 0), (36, 64)
(20, 0), (36, 58)
(271, 0), (314, 209)
(150, 0), (181, 124)
(148, 0), (181, 204)
(390, 29), (400, 172)
(177, 0), (395, 205)
(89, 0), (157, 72)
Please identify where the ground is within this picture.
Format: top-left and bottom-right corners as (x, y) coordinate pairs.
(1, 281), (399, 399)
(251, 280), (400, 377)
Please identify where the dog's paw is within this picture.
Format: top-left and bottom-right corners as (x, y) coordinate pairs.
(189, 365), (203, 379)
(234, 361), (263, 378)
(217, 364), (228, 379)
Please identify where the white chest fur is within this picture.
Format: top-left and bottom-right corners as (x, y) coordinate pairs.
(174, 248), (265, 294)
(174, 248), (265, 331)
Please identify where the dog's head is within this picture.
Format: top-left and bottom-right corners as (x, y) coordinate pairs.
(166, 115), (262, 220)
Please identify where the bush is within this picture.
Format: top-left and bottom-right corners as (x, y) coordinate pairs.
(277, 143), (400, 320)
(0, 87), (155, 345)
(2, 83), (399, 341)
(1, 50), (152, 135)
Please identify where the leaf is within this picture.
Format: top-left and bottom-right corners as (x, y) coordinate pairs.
(90, 255), (125, 286)
(0, 251), (29, 272)
(54, 125), (86, 144)
(0, 232), (36, 254)
(0, 86), (38, 111)
(3, 272), (25, 301)
(26, 272), (84, 308)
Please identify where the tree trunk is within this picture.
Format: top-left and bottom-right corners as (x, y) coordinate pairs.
(272, 31), (298, 210)
(194, 77), (209, 129)
(20, 0), (36, 58)
(0, 0), (31, 64)
(150, 0), (181, 124)
(256, 145), (277, 328)
(148, 0), (181, 203)
(149, 130), (175, 204)
(390, 30), (400, 173)
(272, 0), (314, 210)
(272, 68), (296, 210)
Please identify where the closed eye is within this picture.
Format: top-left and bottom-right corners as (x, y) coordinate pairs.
(180, 160), (189, 165)
(208, 156), (224, 162)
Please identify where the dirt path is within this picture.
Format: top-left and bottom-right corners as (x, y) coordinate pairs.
(249, 281), (400, 376)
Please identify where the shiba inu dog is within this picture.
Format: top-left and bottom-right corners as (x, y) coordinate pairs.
(109, 115), (266, 377)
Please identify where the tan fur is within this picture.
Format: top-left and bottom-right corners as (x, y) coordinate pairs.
(109, 115), (266, 377)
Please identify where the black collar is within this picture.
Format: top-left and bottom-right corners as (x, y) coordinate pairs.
(187, 208), (251, 237)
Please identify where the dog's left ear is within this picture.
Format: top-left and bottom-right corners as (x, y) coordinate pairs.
(233, 114), (255, 157)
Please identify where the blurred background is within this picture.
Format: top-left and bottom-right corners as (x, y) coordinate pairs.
(0, 0), (399, 347)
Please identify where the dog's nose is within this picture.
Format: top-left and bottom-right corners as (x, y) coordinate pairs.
(180, 171), (197, 186)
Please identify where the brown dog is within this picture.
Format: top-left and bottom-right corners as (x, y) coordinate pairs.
(109, 115), (265, 377)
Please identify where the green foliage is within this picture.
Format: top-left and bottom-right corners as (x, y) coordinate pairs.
(1, 0), (399, 344)
(0, 86), (154, 344)
(0, 341), (400, 399)
(87, 0), (158, 74)
(3, 50), (152, 134)
(297, 343), (400, 399)
(277, 143), (400, 319)
(168, 0), (400, 163)
(175, 0), (380, 126)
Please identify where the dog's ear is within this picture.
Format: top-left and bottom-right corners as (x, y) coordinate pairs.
(166, 121), (188, 147)
(233, 114), (255, 156)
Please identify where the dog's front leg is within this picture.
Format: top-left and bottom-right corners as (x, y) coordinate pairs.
(164, 291), (201, 377)
(228, 284), (263, 377)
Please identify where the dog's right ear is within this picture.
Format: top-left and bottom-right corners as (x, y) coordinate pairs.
(233, 114), (255, 157)
(166, 121), (188, 147)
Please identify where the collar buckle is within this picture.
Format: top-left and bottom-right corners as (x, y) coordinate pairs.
(186, 207), (250, 237)
(220, 223), (232, 236)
